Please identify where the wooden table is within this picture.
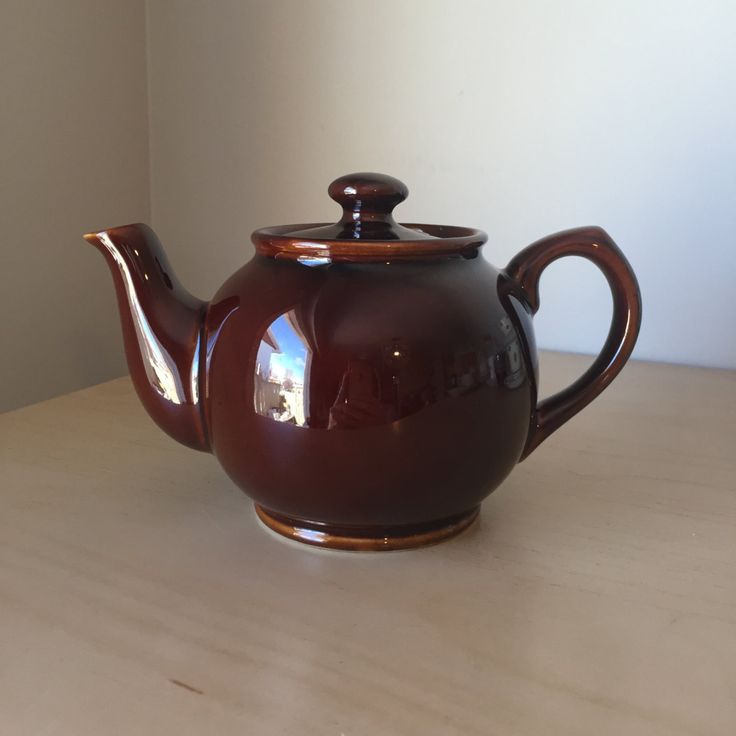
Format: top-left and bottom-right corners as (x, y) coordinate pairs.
(1, 353), (735, 735)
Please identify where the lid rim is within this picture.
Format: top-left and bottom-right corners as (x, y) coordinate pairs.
(252, 222), (488, 262)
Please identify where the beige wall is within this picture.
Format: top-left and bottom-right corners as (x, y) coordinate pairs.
(0, 0), (149, 412)
(147, 0), (736, 369)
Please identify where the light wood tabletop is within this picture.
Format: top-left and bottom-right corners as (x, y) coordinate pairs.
(1, 352), (735, 735)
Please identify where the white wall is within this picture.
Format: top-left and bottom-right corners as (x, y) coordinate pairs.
(147, 0), (736, 369)
(0, 0), (150, 411)
(3, 1), (734, 415)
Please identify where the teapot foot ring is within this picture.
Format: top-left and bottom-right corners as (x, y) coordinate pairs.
(254, 505), (479, 551)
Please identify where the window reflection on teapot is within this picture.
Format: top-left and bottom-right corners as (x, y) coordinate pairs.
(254, 311), (310, 427)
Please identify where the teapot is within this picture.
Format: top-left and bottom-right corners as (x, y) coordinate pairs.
(84, 173), (641, 550)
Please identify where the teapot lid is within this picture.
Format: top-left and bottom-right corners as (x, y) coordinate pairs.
(252, 173), (487, 262)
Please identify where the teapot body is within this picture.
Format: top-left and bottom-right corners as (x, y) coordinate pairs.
(85, 173), (640, 551)
(204, 253), (537, 546)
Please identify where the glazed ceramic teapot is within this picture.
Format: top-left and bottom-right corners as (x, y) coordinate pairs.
(84, 173), (641, 550)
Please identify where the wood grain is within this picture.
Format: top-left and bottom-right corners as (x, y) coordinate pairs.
(1, 352), (735, 735)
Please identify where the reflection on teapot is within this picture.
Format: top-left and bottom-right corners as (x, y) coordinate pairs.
(254, 311), (310, 427)
(253, 312), (529, 433)
(84, 172), (641, 550)
(328, 360), (392, 430)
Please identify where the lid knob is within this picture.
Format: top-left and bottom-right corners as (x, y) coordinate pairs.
(328, 173), (410, 239)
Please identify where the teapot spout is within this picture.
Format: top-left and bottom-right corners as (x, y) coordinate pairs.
(84, 224), (209, 451)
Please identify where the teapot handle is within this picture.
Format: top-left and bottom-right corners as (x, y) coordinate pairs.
(505, 227), (642, 460)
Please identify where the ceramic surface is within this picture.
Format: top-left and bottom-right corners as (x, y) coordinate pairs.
(84, 173), (641, 549)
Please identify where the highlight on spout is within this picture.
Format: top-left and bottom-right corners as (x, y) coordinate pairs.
(83, 230), (115, 257)
(83, 223), (146, 247)
(82, 230), (103, 245)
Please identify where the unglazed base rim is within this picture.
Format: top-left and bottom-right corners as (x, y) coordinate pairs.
(254, 505), (479, 551)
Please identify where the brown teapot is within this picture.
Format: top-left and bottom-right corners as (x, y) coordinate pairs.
(84, 173), (641, 550)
